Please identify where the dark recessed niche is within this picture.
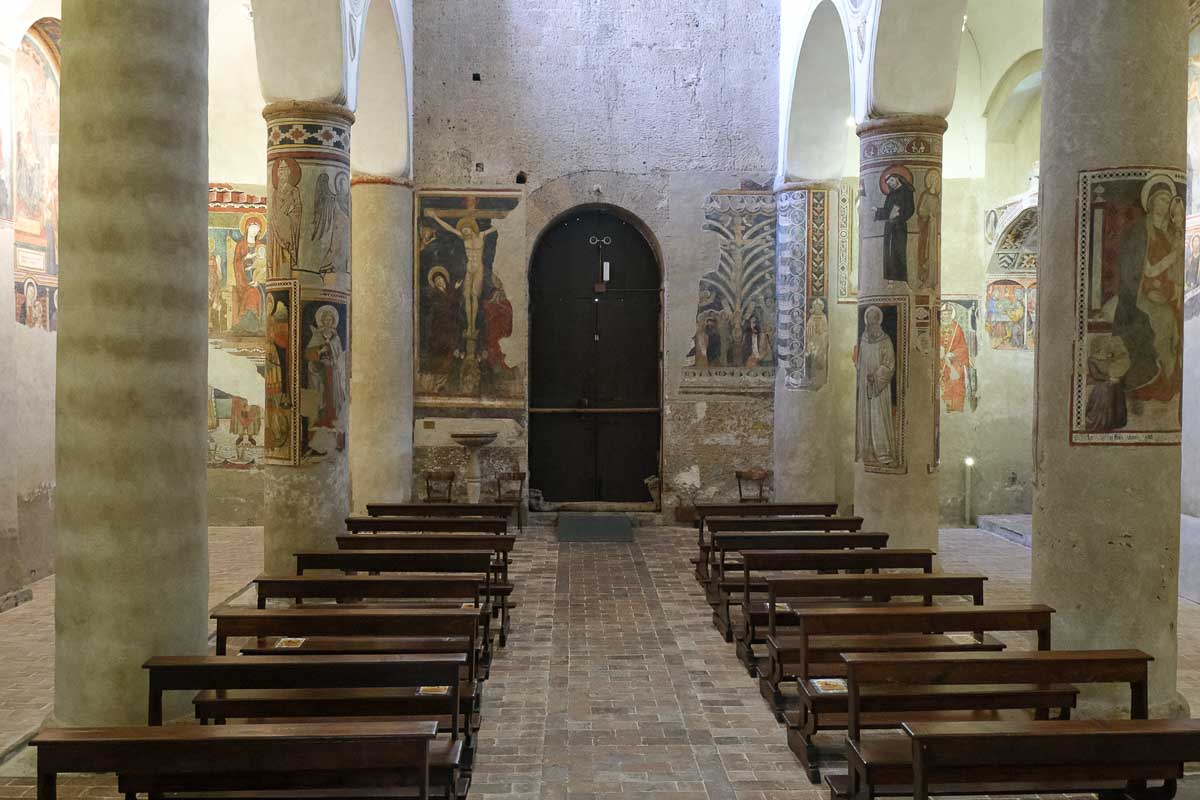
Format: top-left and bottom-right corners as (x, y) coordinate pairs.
(475, 162), (485, 172)
(472, 72), (481, 81)
(516, 171), (528, 184)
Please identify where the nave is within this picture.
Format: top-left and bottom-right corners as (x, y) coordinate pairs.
(6, 524), (1200, 800)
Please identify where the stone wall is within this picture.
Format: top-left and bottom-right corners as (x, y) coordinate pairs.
(411, 0), (780, 507)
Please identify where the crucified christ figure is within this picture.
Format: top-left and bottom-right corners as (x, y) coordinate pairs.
(425, 210), (499, 337)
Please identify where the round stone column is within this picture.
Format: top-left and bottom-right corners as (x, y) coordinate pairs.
(350, 175), (414, 511)
(262, 101), (355, 575)
(852, 116), (946, 550)
(1034, 0), (1188, 717)
(55, 0), (210, 724)
(774, 181), (836, 502)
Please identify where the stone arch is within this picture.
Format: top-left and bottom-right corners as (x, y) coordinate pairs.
(251, 0), (351, 105)
(780, 0), (854, 180)
(350, 0), (411, 178)
(984, 49), (1042, 143)
(866, 0), (968, 119)
(1, 0), (59, 50)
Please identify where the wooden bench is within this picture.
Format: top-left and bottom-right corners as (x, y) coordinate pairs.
(211, 606), (482, 683)
(691, 502), (839, 582)
(31, 721), (439, 800)
(711, 547), (935, 643)
(829, 648), (1152, 795)
(346, 516), (507, 534)
(905, 718), (1197, 800)
(336, 533), (516, 585)
(367, 502), (515, 519)
(702, 516), (865, 584)
(294, 549), (511, 647)
(707, 531), (891, 603)
(776, 603), (1054, 779)
(253, 574), (494, 669)
(143, 653), (472, 788)
(754, 572), (987, 706)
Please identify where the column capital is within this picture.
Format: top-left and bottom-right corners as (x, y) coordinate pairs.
(351, 173), (414, 188)
(773, 178), (838, 195)
(856, 114), (948, 138)
(263, 100), (356, 125)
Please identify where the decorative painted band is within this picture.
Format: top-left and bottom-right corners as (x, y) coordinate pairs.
(351, 174), (414, 188)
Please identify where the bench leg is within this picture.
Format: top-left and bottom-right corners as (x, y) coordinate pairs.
(37, 772), (54, 800)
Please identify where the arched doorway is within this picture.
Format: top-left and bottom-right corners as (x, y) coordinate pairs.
(528, 208), (661, 504)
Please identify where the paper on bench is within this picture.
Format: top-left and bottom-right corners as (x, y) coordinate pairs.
(808, 678), (847, 693)
(274, 637), (306, 648)
(418, 685), (451, 695)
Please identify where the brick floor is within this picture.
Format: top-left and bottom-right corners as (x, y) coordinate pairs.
(2, 524), (1199, 800)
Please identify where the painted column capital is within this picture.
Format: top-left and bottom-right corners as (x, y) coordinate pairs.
(856, 114), (948, 138)
(262, 100), (356, 125)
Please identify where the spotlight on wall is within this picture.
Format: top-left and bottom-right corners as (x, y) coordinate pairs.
(963, 456), (976, 526)
(964, 456), (975, 467)
(844, 116), (856, 128)
(961, 14), (968, 32)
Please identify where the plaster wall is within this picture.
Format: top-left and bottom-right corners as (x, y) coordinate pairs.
(411, 0), (780, 505)
(0, 21), (57, 604)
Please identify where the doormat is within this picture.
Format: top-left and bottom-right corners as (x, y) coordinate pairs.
(556, 512), (634, 542)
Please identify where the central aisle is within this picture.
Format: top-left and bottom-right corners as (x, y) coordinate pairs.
(469, 525), (818, 800)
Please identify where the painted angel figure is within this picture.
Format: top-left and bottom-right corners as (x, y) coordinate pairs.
(311, 172), (351, 276)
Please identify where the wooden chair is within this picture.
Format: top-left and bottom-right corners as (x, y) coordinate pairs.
(735, 468), (769, 502)
(494, 471), (526, 532)
(424, 470), (456, 502)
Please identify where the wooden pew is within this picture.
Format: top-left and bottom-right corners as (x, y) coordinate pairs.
(143, 654), (471, 789)
(346, 515), (507, 534)
(828, 649), (1154, 795)
(777, 603), (1053, 780)
(754, 572), (987, 707)
(700, 516), (865, 585)
(211, 606), (482, 683)
(31, 721), (438, 800)
(691, 502), (838, 581)
(367, 502), (514, 519)
(336, 532), (516, 585)
(295, 549), (511, 647)
(905, 718), (1198, 800)
(253, 573), (494, 670)
(707, 531), (890, 604)
(710, 547), (934, 643)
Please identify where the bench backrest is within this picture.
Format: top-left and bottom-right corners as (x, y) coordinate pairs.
(346, 516), (507, 534)
(792, 604), (1053, 679)
(905, 718), (1199, 800)
(844, 649), (1152, 740)
(694, 502), (838, 522)
(32, 722), (437, 800)
(765, 573), (987, 635)
(336, 533), (515, 553)
(143, 654), (465, 734)
(254, 575), (487, 608)
(706, 516), (864, 533)
(741, 548), (934, 576)
(714, 532), (888, 553)
(210, 606), (479, 668)
(295, 549), (493, 576)
(366, 502), (513, 518)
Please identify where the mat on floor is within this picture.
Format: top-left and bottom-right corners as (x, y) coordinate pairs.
(556, 512), (634, 542)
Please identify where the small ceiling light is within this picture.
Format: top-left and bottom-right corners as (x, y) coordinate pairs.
(964, 456), (976, 467)
(845, 115), (856, 128)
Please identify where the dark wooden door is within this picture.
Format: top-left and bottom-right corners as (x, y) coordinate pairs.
(529, 210), (661, 503)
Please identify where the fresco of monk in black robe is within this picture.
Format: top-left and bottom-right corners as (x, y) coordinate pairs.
(874, 168), (916, 283)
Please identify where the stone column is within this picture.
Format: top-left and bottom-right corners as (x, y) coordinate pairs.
(55, 0), (209, 725)
(262, 101), (354, 575)
(350, 175), (414, 512)
(1033, 0), (1187, 717)
(852, 117), (945, 550)
(773, 181), (836, 503)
